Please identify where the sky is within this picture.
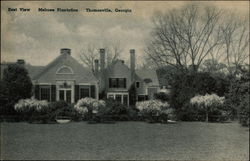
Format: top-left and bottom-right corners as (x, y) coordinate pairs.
(1, 1), (249, 66)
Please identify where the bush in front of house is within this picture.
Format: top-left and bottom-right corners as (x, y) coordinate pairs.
(190, 93), (227, 122)
(154, 92), (171, 102)
(97, 98), (138, 121)
(14, 99), (83, 123)
(14, 98), (50, 123)
(136, 100), (174, 123)
(49, 101), (82, 121)
(74, 97), (105, 121)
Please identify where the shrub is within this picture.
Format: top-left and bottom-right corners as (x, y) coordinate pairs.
(14, 98), (49, 113)
(136, 100), (174, 122)
(14, 98), (50, 122)
(74, 97), (105, 120)
(190, 93), (226, 122)
(154, 92), (171, 102)
(97, 98), (131, 121)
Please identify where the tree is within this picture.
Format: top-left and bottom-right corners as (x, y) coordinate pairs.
(200, 59), (227, 75)
(220, 14), (249, 77)
(0, 64), (33, 115)
(79, 41), (123, 72)
(225, 67), (249, 125)
(190, 94), (225, 122)
(169, 71), (229, 121)
(145, 4), (222, 72)
(79, 43), (99, 73)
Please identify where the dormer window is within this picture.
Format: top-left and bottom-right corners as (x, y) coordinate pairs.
(56, 65), (74, 74)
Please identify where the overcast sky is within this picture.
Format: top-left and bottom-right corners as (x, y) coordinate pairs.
(1, 1), (249, 66)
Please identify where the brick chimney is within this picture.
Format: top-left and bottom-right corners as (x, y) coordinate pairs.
(17, 59), (25, 66)
(60, 48), (71, 55)
(100, 48), (106, 91)
(100, 48), (105, 72)
(130, 49), (135, 82)
(94, 59), (99, 74)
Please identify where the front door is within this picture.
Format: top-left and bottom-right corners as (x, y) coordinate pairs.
(59, 90), (72, 103)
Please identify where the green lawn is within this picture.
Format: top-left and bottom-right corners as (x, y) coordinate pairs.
(1, 121), (249, 160)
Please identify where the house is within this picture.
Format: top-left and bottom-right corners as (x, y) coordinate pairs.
(94, 49), (160, 105)
(1, 48), (160, 105)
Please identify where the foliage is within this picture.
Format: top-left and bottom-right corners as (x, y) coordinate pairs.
(13, 99), (84, 123)
(99, 98), (126, 115)
(74, 97), (105, 120)
(14, 98), (50, 122)
(200, 59), (227, 74)
(154, 92), (171, 102)
(136, 100), (174, 122)
(190, 94), (226, 122)
(225, 68), (249, 126)
(0, 64), (33, 115)
(14, 98), (49, 113)
(136, 100), (169, 116)
(169, 71), (229, 120)
(190, 94), (225, 108)
(96, 98), (138, 121)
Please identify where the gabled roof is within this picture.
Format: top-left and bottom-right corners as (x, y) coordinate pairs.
(135, 69), (160, 86)
(33, 53), (97, 84)
(102, 59), (141, 81)
(25, 64), (45, 80)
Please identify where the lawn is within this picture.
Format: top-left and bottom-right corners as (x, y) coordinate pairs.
(1, 121), (249, 160)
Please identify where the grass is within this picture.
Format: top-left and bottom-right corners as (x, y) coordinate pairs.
(1, 121), (249, 160)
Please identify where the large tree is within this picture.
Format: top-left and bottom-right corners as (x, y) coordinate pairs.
(79, 41), (123, 72)
(220, 14), (249, 77)
(0, 64), (33, 115)
(145, 4), (223, 72)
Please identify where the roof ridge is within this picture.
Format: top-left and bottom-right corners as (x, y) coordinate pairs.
(33, 54), (64, 80)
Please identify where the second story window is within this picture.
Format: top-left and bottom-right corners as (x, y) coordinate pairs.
(136, 82), (140, 88)
(109, 78), (126, 88)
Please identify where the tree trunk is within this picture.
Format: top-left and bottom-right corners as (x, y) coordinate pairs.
(206, 112), (209, 122)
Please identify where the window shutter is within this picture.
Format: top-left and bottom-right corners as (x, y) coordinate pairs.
(75, 85), (79, 102)
(51, 85), (56, 102)
(109, 78), (111, 88)
(35, 85), (40, 100)
(90, 85), (96, 98)
(124, 78), (126, 88)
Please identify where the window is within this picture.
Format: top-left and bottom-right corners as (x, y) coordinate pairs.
(108, 94), (114, 99)
(107, 93), (129, 106)
(40, 85), (51, 101)
(59, 90), (64, 101)
(66, 90), (71, 103)
(56, 66), (73, 74)
(116, 94), (122, 103)
(79, 85), (90, 98)
(138, 95), (148, 102)
(123, 95), (128, 106)
(136, 82), (140, 88)
(109, 78), (126, 88)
